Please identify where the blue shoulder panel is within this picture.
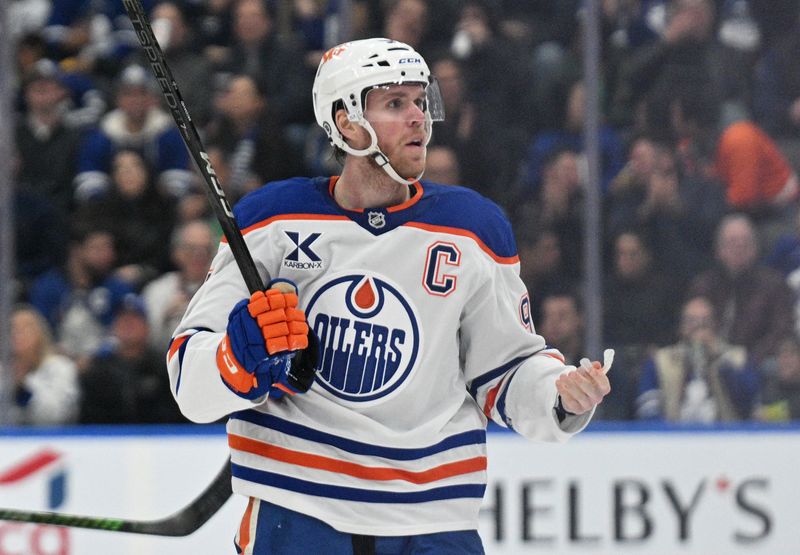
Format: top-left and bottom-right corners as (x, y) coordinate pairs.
(413, 181), (517, 259)
(233, 177), (338, 229)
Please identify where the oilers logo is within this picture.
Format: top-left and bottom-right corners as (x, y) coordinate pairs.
(305, 274), (420, 402)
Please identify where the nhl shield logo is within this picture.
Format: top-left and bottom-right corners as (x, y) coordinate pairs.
(367, 211), (386, 229)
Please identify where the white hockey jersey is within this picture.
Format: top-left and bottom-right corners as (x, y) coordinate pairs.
(167, 176), (592, 535)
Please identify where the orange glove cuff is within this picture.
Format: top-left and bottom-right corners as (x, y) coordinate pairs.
(216, 335), (258, 394)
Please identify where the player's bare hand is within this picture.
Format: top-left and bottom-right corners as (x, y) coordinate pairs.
(555, 350), (613, 415)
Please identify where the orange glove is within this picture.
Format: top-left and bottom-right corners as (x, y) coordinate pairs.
(247, 284), (309, 355)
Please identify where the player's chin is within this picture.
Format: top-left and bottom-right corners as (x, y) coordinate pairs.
(396, 156), (426, 179)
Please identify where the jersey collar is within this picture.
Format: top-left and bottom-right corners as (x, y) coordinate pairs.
(327, 176), (425, 235)
(327, 176), (424, 214)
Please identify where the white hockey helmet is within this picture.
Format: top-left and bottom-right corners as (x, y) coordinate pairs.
(312, 38), (445, 185)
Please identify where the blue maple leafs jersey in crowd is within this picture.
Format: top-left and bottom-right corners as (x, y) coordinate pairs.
(167, 176), (592, 535)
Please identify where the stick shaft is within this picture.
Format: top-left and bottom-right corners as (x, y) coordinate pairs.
(0, 461), (232, 536)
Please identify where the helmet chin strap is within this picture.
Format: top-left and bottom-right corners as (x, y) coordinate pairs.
(335, 118), (426, 186)
(371, 150), (419, 186)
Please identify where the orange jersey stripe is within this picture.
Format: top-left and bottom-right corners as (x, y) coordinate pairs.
(222, 214), (350, 242)
(483, 381), (503, 417)
(238, 497), (255, 552)
(328, 176), (425, 213)
(227, 214), (519, 264)
(403, 221), (519, 265)
(387, 181), (424, 212)
(541, 351), (566, 364)
(228, 434), (487, 484)
(167, 335), (190, 363)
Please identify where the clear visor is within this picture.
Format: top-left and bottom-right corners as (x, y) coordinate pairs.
(362, 78), (445, 122)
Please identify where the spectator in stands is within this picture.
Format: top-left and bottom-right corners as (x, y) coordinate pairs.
(75, 149), (176, 289)
(142, 220), (217, 350)
(15, 59), (81, 218)
(15, 36), (107, 130)
(752, 12), (800, 138)
(597, 0), (660, 125)
(428, 53), (509, 201)
(145, 2), (213, 127)
(382, 0), (430, 53)
(193, 0), (235, 56)
(214, 0), (312, 125)
(42, 0), (155, 71)
(714, 118), (799, 239)
(766, 205), (800, 276)
(611, 0), (748, 132)
(205, 74), (297, 202)
(663, 69), (798, 246)
(607, 134), (726, 287)
(379, 0), (460, 57)
(519, 147), (585, 273)
(10, 305), (80, 425)
(604, 228), (679, 348)
(689, 213), (795, 362)
(74, 64), (193, 201)
(8, 0), (50, 44)
(636, 295), (761, 422)
(451, 0), (533, 136)
(757, 336), (800, 421)
(79, 295), (185, 424)
(292, 0), (379, 53)
(13, 148), (66, 295)
(171, 145), (229, 229)
(40, 0), (95, 61)
(778, 220), (800, 339)
(28, 226), (135, 368)
(538, 291), (583, 366)
(523, 78), (625, 194)
(502, 0), (581, 98)
(423, 145), (461, 185)
(516, 226), (576, 328)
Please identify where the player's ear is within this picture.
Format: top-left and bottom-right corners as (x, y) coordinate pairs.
(335, 108), (358, 141)
(334, 108), (371, 150)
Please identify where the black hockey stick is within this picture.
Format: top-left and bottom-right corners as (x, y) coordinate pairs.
(0, 462), (232, 536)
(0, 0), (264, 536)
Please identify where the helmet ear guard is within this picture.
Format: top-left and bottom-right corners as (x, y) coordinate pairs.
(312, 38), (445, 185)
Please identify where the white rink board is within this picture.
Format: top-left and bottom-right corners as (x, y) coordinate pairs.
(0, 424), (798, 555)
(0, 429), (245, 555)
(482, 426), (795, 555)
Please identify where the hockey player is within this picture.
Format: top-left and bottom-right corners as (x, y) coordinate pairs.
(168, 38), (611, 554)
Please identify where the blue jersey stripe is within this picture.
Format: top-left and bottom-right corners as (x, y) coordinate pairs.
(230, 411), (485, 460)
(495, 368), (520, 431)
(170, 327), (212, 394)
(468, 356), (527, 399)
(231, 463), (486, 503)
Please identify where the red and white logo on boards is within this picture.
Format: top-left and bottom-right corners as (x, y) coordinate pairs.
(0, 449), (70, 554)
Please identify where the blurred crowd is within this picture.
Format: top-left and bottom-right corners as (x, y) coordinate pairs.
(6, 0), (800, 426)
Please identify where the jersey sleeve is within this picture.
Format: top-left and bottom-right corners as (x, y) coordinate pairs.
(461, 219), (593, 442)
(166, 240), (271, 423)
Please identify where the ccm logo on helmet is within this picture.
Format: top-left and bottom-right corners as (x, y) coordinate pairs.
(398, 57), (422, 64)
